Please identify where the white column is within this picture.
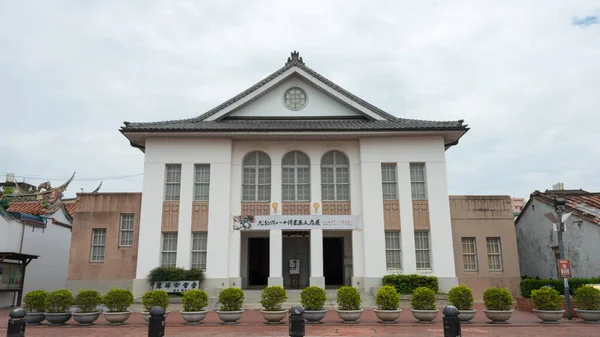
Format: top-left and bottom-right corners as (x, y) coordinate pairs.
(425, 161), (457, 292)
(351, 229), (364, 288)
(310, 229), (325, 287)
(176, 163), (194, 269)
(205, 162), (232, 289)
(269, 229), (283, 286)
(133, 162), (165, 296)
(398, 162), (417, 274)
(310, 163), (321, 214)
(271, 161), (281, 215)
(228, 163), (242, 287)
(360, 161), (386, 292)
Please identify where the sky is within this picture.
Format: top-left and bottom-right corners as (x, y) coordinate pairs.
(0, 1), (599, 199)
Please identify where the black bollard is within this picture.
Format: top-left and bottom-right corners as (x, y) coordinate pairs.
(7, 308), (27, 337)
(148, 306), (166, 337)
(442, 305), (461, 337)
(288, 305), (305, 337)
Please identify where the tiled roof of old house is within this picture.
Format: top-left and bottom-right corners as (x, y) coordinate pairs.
(530, 189), (600, 225)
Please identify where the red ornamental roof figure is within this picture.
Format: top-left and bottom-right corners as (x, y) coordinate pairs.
(0, 172), (76, 215)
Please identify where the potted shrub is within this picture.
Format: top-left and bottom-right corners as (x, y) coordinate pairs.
(335, 286), (363, 323)
(574, 285), (600, 323)
(482, 286), (513, 323)
(409, 286), (439, 323)
(217, 287), (245, 324)
(531, 286), (564, 323)
(44, 288), (74, 325)
(374, 285), (401, 323)
(23, 290), (48, 325)
(259, 286), (288, 323)
(102, 287), (134, 325)
(300, 286), (327, 324)
(72, 290), (102, 325)
(180, 289), (209, 325)
(448, 285), (476, 323)
(141, 289), (170, 323)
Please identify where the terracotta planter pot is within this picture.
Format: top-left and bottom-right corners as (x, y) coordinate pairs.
(44, 312), (72, 326)
(141, 311), (170, 324)
(483, 309), (514, 323)
(180, 310), (207, 325)
(217, 310), (244, 324)
(260, 310), (287, 324)
(25, 312), (45, 326)
(336, 309), (363, 323)
(303, 310), (327, 324)
(103, 311), (131, 325)
(374, 309), (402, 323)
(72, 312), (101, 325)
(410, 309), (439, 323)
(574, 309), (600, 323)
(458, 309), (477, 323)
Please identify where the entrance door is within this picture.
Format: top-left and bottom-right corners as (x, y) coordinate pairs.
(323, 237), (344, 286)
(248, 238), (269, 286)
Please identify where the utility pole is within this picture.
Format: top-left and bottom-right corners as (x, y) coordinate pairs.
(554, 197), (572, 320)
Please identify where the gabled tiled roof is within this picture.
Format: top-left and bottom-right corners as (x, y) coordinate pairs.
(121, 52), (468, 133)
(523, 189), (600, 225)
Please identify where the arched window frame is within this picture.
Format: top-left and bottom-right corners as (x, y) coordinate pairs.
(321, 151), (350, 201)
(282, 151), (311, 202)
(242, 151), (271, 202)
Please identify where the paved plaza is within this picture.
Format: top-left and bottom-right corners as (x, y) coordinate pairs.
(2, 305), (598, 337)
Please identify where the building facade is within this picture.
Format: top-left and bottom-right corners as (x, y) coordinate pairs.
(516, 188), (600, 279)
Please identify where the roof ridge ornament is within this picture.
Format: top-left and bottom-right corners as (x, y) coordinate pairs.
(285, 51), (304, 66)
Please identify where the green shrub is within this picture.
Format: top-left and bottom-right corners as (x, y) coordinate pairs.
(483, 287), (512, 311)
(531, 286), (561, 311)
(182, 289), (209, 312)
(448, 285), (474, 310)
(102, 288), (134, 312)
(146, 267), (205, 287)
(74, 290), (102, 313)
(336, 286), (361, 310)
(574, 285), (600, 310)
(300, 286), (327, 310)
(45, 289), (74, 313)
(382, 274), (439, 294)
(260, 286), (287, 311)
(23, 290), (49, 313)
(142, 290), (169, 312)
(376, 285), (400, 310)
(520, 277), (600, 298)
(410, 287), (436, 310)
(218, 288), (244, 311)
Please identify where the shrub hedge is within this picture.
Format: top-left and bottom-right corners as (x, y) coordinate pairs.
(146, 267), (205, 287)
(382, 274), (439, 294)
(520, 277), (600, 298)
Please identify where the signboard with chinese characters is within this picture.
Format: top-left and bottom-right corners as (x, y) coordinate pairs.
(289, 259), (300, 275)
(232, 215), (359, 231)
(557, 259), (572, 278)
(153, 280), (201, 293)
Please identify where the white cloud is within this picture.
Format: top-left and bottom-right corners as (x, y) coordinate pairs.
(0, 0), (599, 197)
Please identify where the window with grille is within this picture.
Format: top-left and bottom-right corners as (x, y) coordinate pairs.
(486, 237), (503, 271)
(191, 232), (207, 270)
(282, 151), (311, 202)
(242, 151), (271, 202)
(194, 164), (210, 201)
(119, 214), (134, 247)
(321, 151), (350, 201)
(165, 164), (182, 201)
(385, 231), (402, 270)
(381, 164), (398, 200)
(90, 228), (106, 262)
(161, 232), (178, 267)
(414, 230), (431, 269)
(410, 163), (427, 200)
(461, 237), (478, 271)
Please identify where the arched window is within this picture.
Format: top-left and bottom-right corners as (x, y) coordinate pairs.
(242, 151), (271, 202)
(282, 151), (311, 202)
(321, 151), (350, 201)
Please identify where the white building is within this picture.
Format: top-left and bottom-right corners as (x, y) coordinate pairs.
(121, 52), (469, 296)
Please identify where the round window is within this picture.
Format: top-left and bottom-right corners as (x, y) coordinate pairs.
(283, 87), (308, 110)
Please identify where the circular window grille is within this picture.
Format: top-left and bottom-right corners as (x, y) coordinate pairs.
(283, 87), (308, 110)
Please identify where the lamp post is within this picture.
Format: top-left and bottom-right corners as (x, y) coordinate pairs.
(554, 197), (572, 320)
